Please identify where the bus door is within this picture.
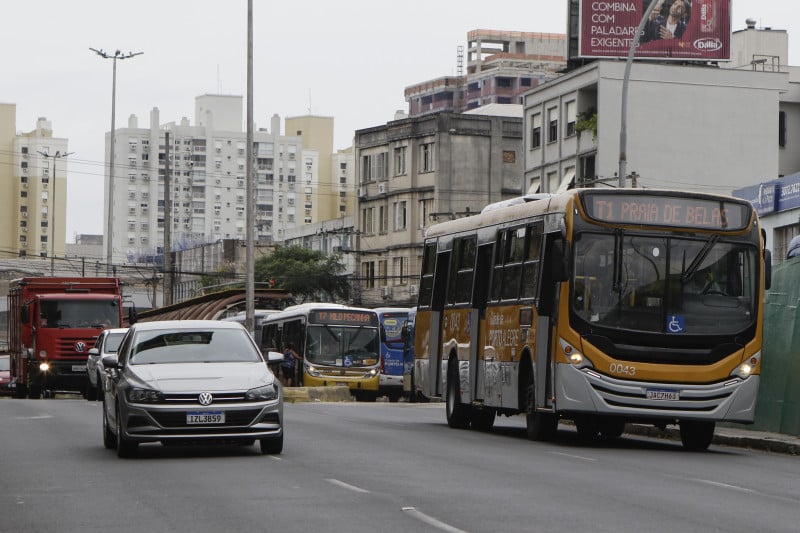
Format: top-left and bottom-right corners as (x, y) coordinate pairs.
(470, 243), (494, 402)
(535, 230), (570, 410)
(428, 250), (451, 397)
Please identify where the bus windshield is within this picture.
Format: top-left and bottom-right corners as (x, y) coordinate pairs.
(572, 232), (757, 335)
(305, 325), (380, 367)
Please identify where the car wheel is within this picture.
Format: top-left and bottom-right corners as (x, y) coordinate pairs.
(115, 405), (138, 458)
(96, 373), (104, 401)
(103, 399), (116, 450)
(86, 383), (97, 402)
(260, 434), (283, 454)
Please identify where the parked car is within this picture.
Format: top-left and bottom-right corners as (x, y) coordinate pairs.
(0, 354), (13, 396)
(101, 320), (284, 458)
(86, 328), (129, 401)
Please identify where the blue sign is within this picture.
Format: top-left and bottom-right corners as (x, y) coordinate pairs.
(666, 315), (686, 334)
(733, 172), (800, 216)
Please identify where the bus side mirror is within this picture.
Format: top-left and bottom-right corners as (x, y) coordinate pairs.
(764, 249), (772, 291)
(551, 239), (570, 282)
(128, 306), (138, 325)
(21, 305), (30, 324)
(379, 326), (387, 343)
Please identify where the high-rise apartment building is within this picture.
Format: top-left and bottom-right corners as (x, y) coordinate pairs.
(0, 105), (69, 260)
(105, 95), (350, 265)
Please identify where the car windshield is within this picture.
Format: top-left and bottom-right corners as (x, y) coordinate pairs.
(305, 325), (380, 367)
(129, 329), (261, 364)
(104, 333), (126, 353)
(572, 232), (758, 335)
(0, 357), (9, 372)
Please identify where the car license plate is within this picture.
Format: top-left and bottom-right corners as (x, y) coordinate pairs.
(646, 389), (679, 401)
(72, 365), (86, 372)
(187, 411), (225, 424)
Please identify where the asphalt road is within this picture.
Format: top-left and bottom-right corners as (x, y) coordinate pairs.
(2, 397), (799, 533)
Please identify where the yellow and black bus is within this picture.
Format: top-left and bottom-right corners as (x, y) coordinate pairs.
(261, 303), (381, 401)
(414, 189), (771, 450)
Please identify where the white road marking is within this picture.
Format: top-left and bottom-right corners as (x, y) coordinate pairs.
(549, 451), (598, 461)
(14, 415), (53, 420)
(402, 507), (471, 533)
(326, 478), (370, 493)
(688, 478), (755, 493)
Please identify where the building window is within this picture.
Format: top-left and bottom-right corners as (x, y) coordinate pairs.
(779, 111), (787, 148)
(394, 200), (407, 231)
(579, 154), (596, 186)
(565, 100), (577, 138)
(421, 143), (434, 172)
(503, 151), (516, 164)
(379, 205), (388, 234)
(547, 108), (558, 143)
(378, 260), (388, 287)
(393, 256), (407, 285)
(419, 198), (433, 228)
(394, 146), (406, 176)
(531, 113), (542, 149)
(362, 207), (375, 235)
(362, 261), (375, 289)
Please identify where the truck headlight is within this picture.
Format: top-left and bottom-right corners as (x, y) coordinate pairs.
(39, 362), (51, 372)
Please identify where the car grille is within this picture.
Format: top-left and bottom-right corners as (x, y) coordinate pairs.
(161, 392), (247, 403)
(148, 408), (262, 428)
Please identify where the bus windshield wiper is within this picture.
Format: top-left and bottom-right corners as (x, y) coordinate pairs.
(682, 235), (719, 283)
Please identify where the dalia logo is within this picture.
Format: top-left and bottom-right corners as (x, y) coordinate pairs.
(693, 38), (722, 51)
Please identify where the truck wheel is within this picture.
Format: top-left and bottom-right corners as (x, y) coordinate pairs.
(28, 385), (42, 399)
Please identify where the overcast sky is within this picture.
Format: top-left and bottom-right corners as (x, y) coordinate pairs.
(0, 1), (792, 242)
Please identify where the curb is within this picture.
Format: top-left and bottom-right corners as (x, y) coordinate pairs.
(625, 423), (800, 455)
(283, 386), (354, 403)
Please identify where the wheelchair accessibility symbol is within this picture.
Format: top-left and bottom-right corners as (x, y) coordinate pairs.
(667, 315), (685, 334)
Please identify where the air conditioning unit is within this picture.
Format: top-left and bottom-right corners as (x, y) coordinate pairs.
(21, 227), (27, 233)
(21, 212), (27, 217)
(381, 286), (392, 298)
(358, 186), (366, 198)
(378, 183), (387, 194)
(408, 284), (418, 296)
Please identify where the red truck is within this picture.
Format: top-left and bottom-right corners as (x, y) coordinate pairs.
(7, 277), (125, 399)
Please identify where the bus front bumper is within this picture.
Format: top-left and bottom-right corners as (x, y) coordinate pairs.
(555, 363), (760, 424)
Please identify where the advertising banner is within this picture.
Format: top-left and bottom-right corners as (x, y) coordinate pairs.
(579, 0), (730, 60)
(733, 173), (800, 217)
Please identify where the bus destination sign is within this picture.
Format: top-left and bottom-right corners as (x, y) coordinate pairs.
(582, 193), (750, 231)
(311, 310), (378, 327)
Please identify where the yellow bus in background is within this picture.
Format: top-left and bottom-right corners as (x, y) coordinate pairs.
(261, 303), (381, 401)
(413, 189), (771, 450)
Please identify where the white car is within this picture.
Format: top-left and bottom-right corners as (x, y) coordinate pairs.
(86, 328), (129, 401)
(101, 320), (283, 457)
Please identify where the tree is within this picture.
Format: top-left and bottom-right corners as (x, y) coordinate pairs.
(255, 245), (350, 303)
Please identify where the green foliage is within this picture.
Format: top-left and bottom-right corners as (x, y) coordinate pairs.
(575, 111), (598, 139)
(255, 245), (350, 303)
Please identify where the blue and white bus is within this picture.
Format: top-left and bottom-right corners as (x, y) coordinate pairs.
(375, 307), (414, 402)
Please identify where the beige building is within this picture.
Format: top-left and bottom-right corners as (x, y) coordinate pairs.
(354, 108), (524, 307)
(0, 105), (68, 261)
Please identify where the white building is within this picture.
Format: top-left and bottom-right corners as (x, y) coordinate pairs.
(103, 95), (348, 265)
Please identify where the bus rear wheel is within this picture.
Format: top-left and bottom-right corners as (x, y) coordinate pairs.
(445, 365), (470, 429)
(470, 408), (495, 431)
(679, 420), (715, 451)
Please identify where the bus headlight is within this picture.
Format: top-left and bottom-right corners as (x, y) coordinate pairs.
(560, 338), (592, 369)
(307, 365), (322, 377)
(731, 352), (761, 379)
(39, 362), (51, 372)
(366, 368), (379, 378)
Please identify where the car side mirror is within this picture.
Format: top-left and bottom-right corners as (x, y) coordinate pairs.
(88, 348), (100, 356)
(101, 354), (120, 369)
(266, 351), (284, 365)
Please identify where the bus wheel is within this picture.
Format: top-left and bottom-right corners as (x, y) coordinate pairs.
(599, 418), (626, 439)
(525, 370), (556, 441)
(13, 384), (27, 399)
(679, 420), (715, 451)
(445, 366), (470, 429)
(575, 416), (600, 441)
(470, 408), (495, 431)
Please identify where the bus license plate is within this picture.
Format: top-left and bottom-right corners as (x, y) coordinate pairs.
(187, 411), (225, 424)
(646, 389), (679, 401)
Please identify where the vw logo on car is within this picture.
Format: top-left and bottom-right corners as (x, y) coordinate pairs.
(198, 392), (213, 406)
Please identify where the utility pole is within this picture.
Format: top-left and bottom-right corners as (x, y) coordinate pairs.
(618, 2), (657, 188)
(164, 131), (173, 306)
(245, 0), (255, 334)
(37, 150), (73, 276)
(91, 47), (143, 274)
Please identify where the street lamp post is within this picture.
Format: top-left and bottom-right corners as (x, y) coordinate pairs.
(37, 150), (73, 276)
(91, 48), (143, 274)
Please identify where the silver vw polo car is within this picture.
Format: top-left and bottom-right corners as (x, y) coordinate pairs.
(101, 320), (283, 458)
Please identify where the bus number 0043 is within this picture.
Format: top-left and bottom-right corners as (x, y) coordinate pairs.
(609, 364), (636, 376)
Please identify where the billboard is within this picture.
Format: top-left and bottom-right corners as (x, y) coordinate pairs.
(733, 173), (800, 217)
(578, 0), (731, 61)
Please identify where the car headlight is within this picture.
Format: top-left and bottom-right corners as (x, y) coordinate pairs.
(246, 383), (279, 401)
(127, 388), (164, 403)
